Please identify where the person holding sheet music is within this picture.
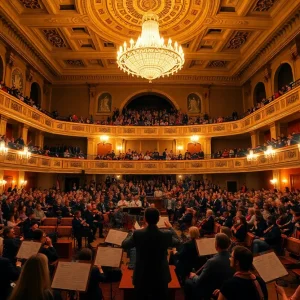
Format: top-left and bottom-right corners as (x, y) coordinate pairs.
(8, 253), (62, 300)
(215, 246), (268, 300)
(252, 215), (281, 254)
(121, 207), (180, 300)
(185, 233), (233, 300)
(77, 248), (105, 300)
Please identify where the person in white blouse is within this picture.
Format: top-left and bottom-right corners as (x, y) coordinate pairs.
(129, 196), (142, 207)
(117, 198), (129, 208)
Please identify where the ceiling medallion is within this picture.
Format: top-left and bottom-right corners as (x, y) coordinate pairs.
(116, 12), (184, 82)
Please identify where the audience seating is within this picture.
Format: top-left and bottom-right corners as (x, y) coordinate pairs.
(43, 218), (58, 226)
(39, 226), (57, 235)
(56, 226), (72, 238)
(204, 222), (220, 238)
(279, 236), (300, 265)
(59, 218), (73, 226)
(245, 232), (255, 248)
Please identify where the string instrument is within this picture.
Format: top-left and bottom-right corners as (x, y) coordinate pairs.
(263, 224), (274, 234)
(79, 217), (88, 226)
(198, 216), (209, 227)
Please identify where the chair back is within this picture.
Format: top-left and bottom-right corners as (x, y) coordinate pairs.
(60, 218), (73, 226)
(39, 226), (57, 235)
(43, 218), (58, 226)
(57, 226), (72, 238)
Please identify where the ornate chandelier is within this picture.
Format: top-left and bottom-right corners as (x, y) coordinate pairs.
(117, 13), (185, 82)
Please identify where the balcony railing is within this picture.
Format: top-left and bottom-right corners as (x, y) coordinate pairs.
(0, 145), (299, 174)
(0, 84), (300, 138)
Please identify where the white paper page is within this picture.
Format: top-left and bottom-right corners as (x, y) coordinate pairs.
(105, 229), (128, 246)
(253, 252), (288, 283)
(94, 247), (123, 268)
(51, 262), (91, 291)
(16, 241), (42, 259)
(157, 216), (169, 228)
(196, 238), (217, 256)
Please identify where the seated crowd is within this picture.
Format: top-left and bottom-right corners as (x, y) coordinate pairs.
(0, 177), (300, 299)
(1, 78), (298, 127)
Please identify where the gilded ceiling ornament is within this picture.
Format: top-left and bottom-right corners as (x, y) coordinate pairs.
(19, 0), (41, 9)
(226, 31), (250, 49)
(253, 0), (277, 12)
(65, 60), (85, 67)
(42, 29), (67, 48)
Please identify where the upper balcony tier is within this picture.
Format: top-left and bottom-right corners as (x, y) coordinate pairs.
(1, 145), (299, 174)
(0, 83), (300, 139)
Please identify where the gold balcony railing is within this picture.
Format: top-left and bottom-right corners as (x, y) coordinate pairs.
(0, 145), (299, 174)
(0, 85), (300, 138)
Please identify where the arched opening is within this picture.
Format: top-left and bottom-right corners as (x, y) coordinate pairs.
(0, 56), (4, 82)
(274, 63), (294, 92)
(124, 93), (175, 111)
(30, 82), (41, 105)
(253, 82), (266, 103)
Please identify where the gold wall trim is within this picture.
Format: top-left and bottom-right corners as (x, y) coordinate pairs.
(0, 145), (299, 174)
(1, 85), (300, 138)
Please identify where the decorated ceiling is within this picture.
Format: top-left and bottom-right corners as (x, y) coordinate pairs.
(0, 0), (299, 84)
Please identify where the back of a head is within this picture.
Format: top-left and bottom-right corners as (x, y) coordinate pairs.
(232, 246), (253, 272)
(220, 226), (232, 240)
(32, 229), (44, 241)
(77, 248), (92, 261)
(145, 208), (160, 225)
(9, 253), (50, 300)
(215, 233), (231, 251)
(189, 226), (200, 239)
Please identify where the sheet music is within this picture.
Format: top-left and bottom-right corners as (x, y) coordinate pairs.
(105, 229), (128, 246)
(134, 221), (141, 230)
(157, 216), (169, 228)
(94, 247), (123, 268)
(16, 241), (42, 259)
(51, 262), (91, 291)
(253, 252), (288, 283)
(195, 238), (217, 256)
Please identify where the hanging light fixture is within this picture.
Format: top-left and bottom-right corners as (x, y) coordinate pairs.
(117, 12), (185, 82)
(19, 146), (31, 160)
(246, 150), (258, 162)
(264, 145), (275, 159)
(0, 140), (8, 156)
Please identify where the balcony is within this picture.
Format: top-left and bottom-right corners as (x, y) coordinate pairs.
(0, 83), (300, 138)
(0, 145), (299, 174)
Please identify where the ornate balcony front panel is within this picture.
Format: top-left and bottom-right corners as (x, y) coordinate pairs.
(0, 87), (300, 138)
(0, 145), (299, 174)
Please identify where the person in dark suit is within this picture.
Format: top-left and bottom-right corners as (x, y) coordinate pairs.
(200, 209), (215, 237)
(72, 211), (93, 250)
(231, 215), (247, 243)
(184, 233), (234, 300)
(22, 213), (39, 240)
(2, 227), (22, 265)
(121, 208), (180, 300)
(0, 257), (21, 300)
(173, 226), (202, 284)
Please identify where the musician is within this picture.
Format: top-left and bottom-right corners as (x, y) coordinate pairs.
(199, 209), (215, 237)
(198, 192), (207, 214)
(22, 212), (39, 239)
(72, 211), (93, 249)
(129, 196), (142, 207)
(252, 215), (281, 254)
(217, 211), (233, 228)
(178, 208), (194, 229)
(84, 204), (97, 239)
(185, 233), (233, 300)
(91, 203), (105, 238)
(231, 215), (247, 243)
(2, 227), (22, 265)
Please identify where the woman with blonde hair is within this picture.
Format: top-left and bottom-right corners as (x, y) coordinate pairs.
(9, 253), (61, 300)
(173, 226), (201, 284)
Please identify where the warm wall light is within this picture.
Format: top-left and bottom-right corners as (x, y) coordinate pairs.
(19, 146), (31, 159)
(270, 179), (277, 187)
(116, 175), (121, 179)
(116, 145), (123, 152)
(20, 180), (27, 186)
(0, 179), (7, 186)
(264, 145), (275, 158)
(177, 145), (183, 151)
(178, 175), (182, 178)
(190, 135), (199, 144)
(247, 150), (258, 162)
(282, 179), (288, 184)
(100, 135), (109, 144)
(0, 140), (8, 155)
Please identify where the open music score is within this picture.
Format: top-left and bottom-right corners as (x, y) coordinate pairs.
(16, 241), (42, 259)
(105, 229), (128, 246)
(157, 216), (169, 228)
(196, 238), (217, 256)
(253, 251), (288, 283)
(134, 221), (141, 230)
(95, 247), (123, 268)
(52, 262), (91, 291)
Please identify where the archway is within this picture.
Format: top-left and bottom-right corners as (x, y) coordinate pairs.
(253, 82), (266, 103)
(30, 82), (41, 105)
(274, 63), (294, 92)
(0, 55), (4, 81)
(124, 92), (175, 111)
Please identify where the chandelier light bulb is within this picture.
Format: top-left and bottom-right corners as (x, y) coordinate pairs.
(116, 12), (185, 82)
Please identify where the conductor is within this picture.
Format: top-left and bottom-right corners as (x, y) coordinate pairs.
(122, 207), (180, 300)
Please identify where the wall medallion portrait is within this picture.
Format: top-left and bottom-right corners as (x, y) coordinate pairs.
(97, 93), (112, 113)
(11, 68), (24, 93)
(187, 93), (201, 113)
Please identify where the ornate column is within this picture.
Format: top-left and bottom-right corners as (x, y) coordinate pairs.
(87, 137), (96, 159)
(43, 81), (52, 111)
(269, 122), (280, 140)
(25, 66), (34, 97)
(18, 171), (25, 188)
(4, 48), (15, 87)
(271, 170), (281, 190)
(263, 64), (273, 96)
(242, 81), (252, 111)
(88, 84), (97, 116)
(0, 115), (8, 136)
(35, 131), (44, 149)
(18, 124), (29, 145)
(250, 130), (259, 148)
(204, 137), (211, 158)
(291, 34), (300, 79)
